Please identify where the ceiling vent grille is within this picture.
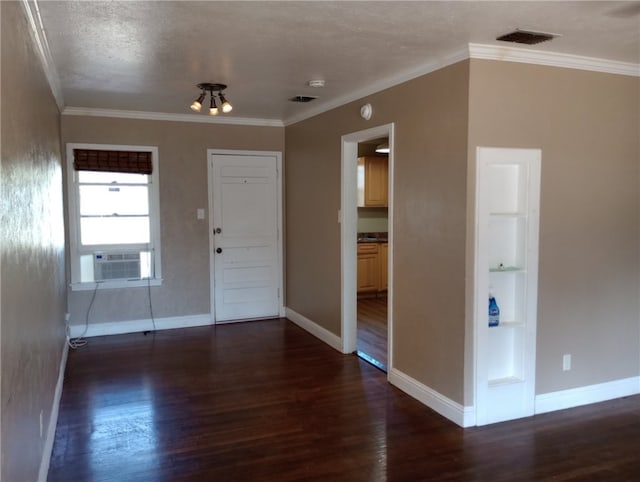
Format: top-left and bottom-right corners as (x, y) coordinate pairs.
(289, 95), (318, 103)
(496, 30), (555, 45)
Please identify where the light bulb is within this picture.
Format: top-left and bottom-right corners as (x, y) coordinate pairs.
(219, 93), (232, 113)
(209, 95), (219, 115)
(190, 91), (206, 112)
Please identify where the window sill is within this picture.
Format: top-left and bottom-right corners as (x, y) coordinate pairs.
(70, 278), (163, 291)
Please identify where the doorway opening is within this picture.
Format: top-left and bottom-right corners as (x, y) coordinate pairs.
(341, 124), (394, 375)
(355, 137), (389, 371)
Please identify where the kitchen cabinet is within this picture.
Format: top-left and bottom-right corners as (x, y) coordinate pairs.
(357, 156), (388, 207)
(379, 243), (388, 291)
(357, 242), (388, 295)
(357, 243), (379, 294)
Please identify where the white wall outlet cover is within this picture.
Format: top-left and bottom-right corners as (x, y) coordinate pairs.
(197, 208), (205, 220)
(360, 103), (372, 120)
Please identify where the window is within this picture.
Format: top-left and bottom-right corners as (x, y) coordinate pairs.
(67, 144), (162, 290)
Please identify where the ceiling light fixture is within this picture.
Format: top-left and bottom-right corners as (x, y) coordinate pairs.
(375, 142), (389, 154)
(190, 83), (232, 116)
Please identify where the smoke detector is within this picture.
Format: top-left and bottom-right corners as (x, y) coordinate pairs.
(307, 79), (325, 88)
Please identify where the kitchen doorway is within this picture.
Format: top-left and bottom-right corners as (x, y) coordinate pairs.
(340, 123), (394, 375)
(356, 138), (389, 371)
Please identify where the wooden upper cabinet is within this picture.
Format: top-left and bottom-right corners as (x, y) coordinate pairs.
(357, 156), (388, 207)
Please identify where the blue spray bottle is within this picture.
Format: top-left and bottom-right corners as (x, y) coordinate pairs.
(488, 292), (500, 327)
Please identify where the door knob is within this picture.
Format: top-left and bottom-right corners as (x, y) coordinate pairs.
(215, 227), (222, 234)
(216, 247), (222, 254)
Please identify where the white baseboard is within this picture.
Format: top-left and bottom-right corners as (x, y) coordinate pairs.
(389, 368), (475, 427)
(535, 376), (640, 415)
(38, 340), (68, 482)
(68, 313), (212, 338)
(284, 307), (343, 352)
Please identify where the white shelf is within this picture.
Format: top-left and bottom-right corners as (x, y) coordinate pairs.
(489, 266), (525, 273)
(489, 321), (525, 328)
(488, 376), (525, 388)
(489, 212), (526, 218)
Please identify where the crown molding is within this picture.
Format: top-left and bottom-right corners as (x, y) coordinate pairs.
(57, 41), (639, 128)
(62, 107), (284, 127)
(284, 42), (639, 126)
(21, 0), (65, 111)
(468, 43), (640, 77)
(283, 46), (470, 126)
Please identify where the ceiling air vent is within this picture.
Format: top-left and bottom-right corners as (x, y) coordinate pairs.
(289, 95), (318, 103)
(496, 29), (555, 45)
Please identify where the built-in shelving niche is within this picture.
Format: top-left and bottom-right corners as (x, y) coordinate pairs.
(475, 147), (541, 426)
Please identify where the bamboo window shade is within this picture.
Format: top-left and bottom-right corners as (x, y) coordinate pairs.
(73, 149), (153, 175)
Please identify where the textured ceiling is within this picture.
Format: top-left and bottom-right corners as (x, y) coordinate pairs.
(36, 1), (640, 123)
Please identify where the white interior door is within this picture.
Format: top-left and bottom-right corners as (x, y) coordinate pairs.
(209, 151), (281, 322)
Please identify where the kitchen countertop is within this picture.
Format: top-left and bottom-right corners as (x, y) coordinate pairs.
(357, 232), (388, 243)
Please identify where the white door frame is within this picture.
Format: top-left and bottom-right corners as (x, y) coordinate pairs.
(206, 149), (285, 323)
(340, 123), (395, 370)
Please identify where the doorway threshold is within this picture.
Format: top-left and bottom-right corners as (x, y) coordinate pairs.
(356, 350), (387, 373)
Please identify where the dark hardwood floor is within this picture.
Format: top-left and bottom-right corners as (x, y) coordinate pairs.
(49, 319), (640, 481)
(357, 295), (387, 369)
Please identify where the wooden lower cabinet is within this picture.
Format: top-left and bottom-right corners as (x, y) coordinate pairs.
(379, 243), (388, 291)
(357, 242), (388, 295)
(357, 243), (379, 294)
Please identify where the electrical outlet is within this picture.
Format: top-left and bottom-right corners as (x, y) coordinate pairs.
(197, 208), (205, 220)
(562, 354), (571, 371)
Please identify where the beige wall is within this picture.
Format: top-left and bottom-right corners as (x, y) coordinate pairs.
(466, 60), (640, 397)
(62, 116), (284, 326)
(1, 3), (67, 480)
(286, 61), (470, 403)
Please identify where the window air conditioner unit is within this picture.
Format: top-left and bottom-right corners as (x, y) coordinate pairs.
(94, 252), (141, 281)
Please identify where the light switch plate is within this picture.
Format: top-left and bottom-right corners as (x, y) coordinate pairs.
(197, 208), (205, 220)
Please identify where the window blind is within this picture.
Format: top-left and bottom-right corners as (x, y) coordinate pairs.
(73, 149), (153, 175)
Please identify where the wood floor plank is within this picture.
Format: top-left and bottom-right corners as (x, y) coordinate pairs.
(357, 296), (388, 367)
(49, 319), (640, 481)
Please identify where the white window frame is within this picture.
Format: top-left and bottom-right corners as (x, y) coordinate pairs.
(67, 143), (162, 291)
